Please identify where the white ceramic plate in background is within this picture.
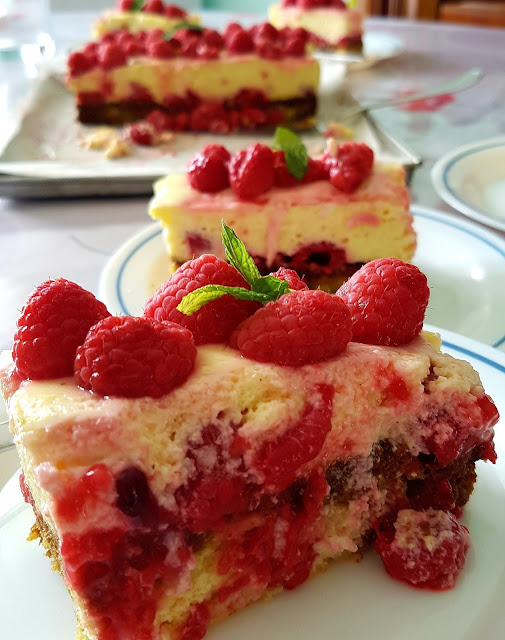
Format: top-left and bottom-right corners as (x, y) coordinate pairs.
(98, 205), (505, 351)
(1, 330), (504, 640)
(431, 137), (505, 232)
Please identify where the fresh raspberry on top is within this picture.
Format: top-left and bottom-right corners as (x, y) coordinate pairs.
(74, 315), (196, 398)
(144, 255), (260, 345)
(374, 509), (471, 590)
(269, 267), (308, 291)
(326, 142), (374, 193)
(13, 279), (110, 381)
(337, 258), (429, 346)
(233, 289), (352, 366)
(188, 144), (231, 193)
(228, 143), (275, 200)
(143, 0), (164, 13)
(164, 5), (187, 18)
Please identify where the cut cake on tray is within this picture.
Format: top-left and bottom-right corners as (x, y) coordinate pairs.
(66, 22), (320, 131)
(1, 223), (499, 640)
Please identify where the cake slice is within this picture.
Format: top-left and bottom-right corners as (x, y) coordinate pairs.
(66, 23), (319, 130)
(1, 227), (499, 640)
(93, 1), (201, 40)
(269, 0), (363, 52)
(148, 133), (414, 290)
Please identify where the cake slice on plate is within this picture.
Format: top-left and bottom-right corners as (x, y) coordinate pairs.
(66, 23), (319, 131)
(269, 0), (363, 52)
(149, 130), (414, 290)
(1, 225), (498, 640)
(93, 1), (201, 40)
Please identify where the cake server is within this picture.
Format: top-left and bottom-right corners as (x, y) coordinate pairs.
(341, 68), (483, 120)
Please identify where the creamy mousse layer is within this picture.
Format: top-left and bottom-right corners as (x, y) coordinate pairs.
(268, 3), (362, 47)
(93, 10), (201, 39)
(149, 163), (414, 268)
(67, 54), (320, 107)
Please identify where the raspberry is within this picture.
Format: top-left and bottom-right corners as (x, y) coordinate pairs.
(118, 0), (134, 9)
(74, 315), (196, 398)
(374, 509), (471, 590)
(226, 28), (254, 54)
(13, 279), (110, 381)
(284, 36), (305, 56)
(250, 22), (278, 42)
(164, 5), (186, 18)
(328, 142), (374, 193)
(233, 289), (352, 367)
(273, 150), (299, 188)
(228, 143), (274, 200)
(129, 122), (156, 145)
(97, 42), (127, 69)
(187, 144), (230, 192)
(202, 29), (224, 49)
(143, 0), (164, 13)
(269, 267), (308, 291)
(144, 255), (260, 345)
(190, 102), (226, 130)
(146, 109), (173, 131)
(68, 51), (96, 76)
(337, 258), (430, 346)
(147, 39), (174, 58)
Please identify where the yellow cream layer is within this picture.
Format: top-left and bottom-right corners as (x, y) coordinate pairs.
(1, 336), (483, 514)
(66, 54), (320, 104)
(92, 10), (201, 39)
(268, 3), (362, 44)
(149, 164), (414, 266)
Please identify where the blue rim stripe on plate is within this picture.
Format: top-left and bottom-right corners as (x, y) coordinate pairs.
(442, 140), (505, 209)
(115, 208), (505, 347)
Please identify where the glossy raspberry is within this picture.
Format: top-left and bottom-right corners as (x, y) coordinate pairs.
(74, 315), (196, 398)
(234, 289), (352, 366)
(202, 28), (224, 49)
(337, 258), (430, 346)
(164, 5), (187, 18)
(188, 144), (230, 192)
(226, 28), (254, 53)
(229, 143), (275, 200)
(129, 122), (156, 145)
(67, 51), (96, 76)
(118, 0), (134, 9)
(327, 142), (374, 193)
(269, 267), (308, 291)
(147, 39), (174, 58)
(146, 109), (173, 131)
(13, 279), (110, 381)
(97, 42), (127, 69)
(374, 509), (471, 590)
(144, 255), (260, 345)
(143, 0), (164, 13)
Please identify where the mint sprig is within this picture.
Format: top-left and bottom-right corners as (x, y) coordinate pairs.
(163, 21), (204, 41)
(176, 221), (290, 316)
(272, 126), (308, 180)
(130, 0), (144, 11)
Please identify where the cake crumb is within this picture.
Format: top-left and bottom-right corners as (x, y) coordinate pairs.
(82, 127), (118, 150)
(105, 137), (131, 159)
(323, 121), (354, 140)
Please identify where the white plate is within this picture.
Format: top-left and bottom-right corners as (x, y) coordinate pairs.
(431, 137), (505, 233)
(1, 329), (504, 640)
(316, 32), (403, 70)
(98, 205), (505, 351)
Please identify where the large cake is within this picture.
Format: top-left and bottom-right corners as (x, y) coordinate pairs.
(1, 227), (499, 640)
(66, 23), (319, 130)
(149, 134), (414, 290)
(93, 1), (201, 40)
(269, 0), (363, 51)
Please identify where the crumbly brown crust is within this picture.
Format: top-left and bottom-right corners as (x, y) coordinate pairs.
(76, 93), (318, 127)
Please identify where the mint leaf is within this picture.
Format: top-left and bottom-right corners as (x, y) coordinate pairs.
(221, 221), (261, 285)
(252, 276), (289, 297)
(176, 284), (277, 316)
(130, 0), (144, 11)
(163, 21), (203, 41)
(272, 126), (308, 180)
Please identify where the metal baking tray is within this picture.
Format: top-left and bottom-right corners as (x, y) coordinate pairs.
(0, 73), (421, 200)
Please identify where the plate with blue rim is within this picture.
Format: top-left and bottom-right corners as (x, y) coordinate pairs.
(431, 137), (505, 233)
(99, 205), (505, 352)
